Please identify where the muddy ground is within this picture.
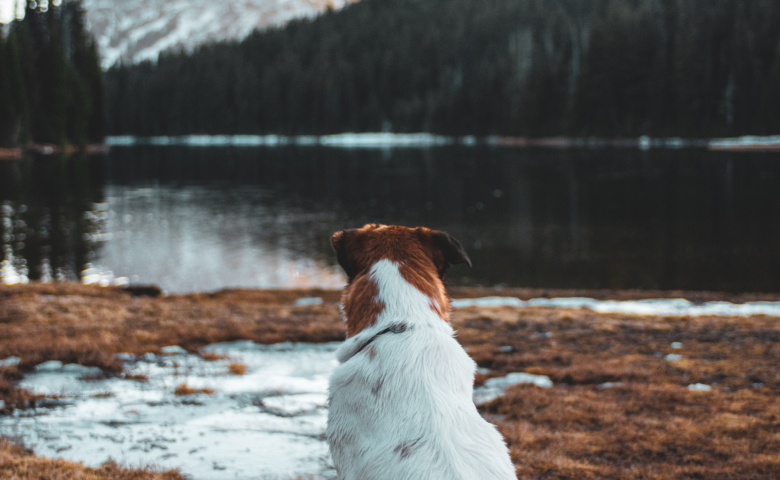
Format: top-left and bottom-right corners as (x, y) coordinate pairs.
(1, 283), (778, 479)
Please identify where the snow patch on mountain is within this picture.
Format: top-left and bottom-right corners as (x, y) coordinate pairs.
(82, 0), (354, 68)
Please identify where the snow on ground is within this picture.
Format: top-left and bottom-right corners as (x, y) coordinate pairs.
(1, 342), (341, 480)
(473, 372), (553, 405)
(451, 297), (780, 317)
(0, 339), (557, 478)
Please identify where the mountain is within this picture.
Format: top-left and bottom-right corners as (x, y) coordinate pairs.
(81, 0), (353, 68)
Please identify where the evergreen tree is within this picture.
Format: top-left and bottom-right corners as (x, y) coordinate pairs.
(0, 0), (105, 147)
(0, 33), (12, 146)
(104, 0), (780, 138)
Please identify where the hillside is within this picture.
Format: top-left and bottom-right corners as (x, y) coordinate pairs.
(105, 0), (780, 138)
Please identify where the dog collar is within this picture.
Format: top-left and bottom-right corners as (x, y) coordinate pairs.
(336, 322), (407, 363)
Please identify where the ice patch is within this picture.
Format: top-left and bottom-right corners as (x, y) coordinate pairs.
(294, 297), (324, 306)
(62, 364), (103, 378)
(113, 353), (136, 362)
(665, 354), (684, 361)
(451, 297), (525, 308)
(34, 361), (63, 372)
(0, 356), (20, 367)
(160, 345), (188, 355)
(598, 382), (623, 388)
(473, 372), (553, 405)
(688, 383), (712, 391)
(671, 342), (683, 349)
(139, 353), (157, 362)
(1, 342), (341, 480)
(451, 296), (780, 317)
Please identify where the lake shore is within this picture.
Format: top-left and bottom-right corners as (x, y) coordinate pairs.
(1, 283), (779, 479)
(0, 144), (109, 160)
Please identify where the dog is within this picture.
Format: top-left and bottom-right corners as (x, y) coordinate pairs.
(326, 224), (517, 480)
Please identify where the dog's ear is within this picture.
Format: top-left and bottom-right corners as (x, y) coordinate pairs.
(428, 230), (471, 275)
(331, 230), (360, 281)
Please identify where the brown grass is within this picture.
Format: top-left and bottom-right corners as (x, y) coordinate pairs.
(228, 363), (246, 375)
(0, 438), (186, 479)
(200, 351), (229, 361)
(173, 383), (215, 396)
(456, 305), (780, 479)
(0, 366), (41, 414)
(0, 284), (344, 378)
(2, 283), (779, 478)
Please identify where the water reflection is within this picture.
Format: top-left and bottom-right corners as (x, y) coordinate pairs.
(0, 154), (107, 285)
(1, 146), (779, 293)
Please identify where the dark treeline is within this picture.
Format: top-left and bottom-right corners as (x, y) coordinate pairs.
(106, 0), (780, 137)
(0, 0), (104, 147)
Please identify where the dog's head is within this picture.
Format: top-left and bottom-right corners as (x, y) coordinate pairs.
(331, 224), (470, 335)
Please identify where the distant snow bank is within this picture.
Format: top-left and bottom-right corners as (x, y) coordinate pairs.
(708, 135), (780, 150)
(320, 133), (453, 147)
(451, 297), (780, 317)
(107, 133), (780, 150)
(106, 133), (457, 148)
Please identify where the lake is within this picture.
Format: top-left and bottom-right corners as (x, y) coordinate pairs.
(1, 144), (779, 293)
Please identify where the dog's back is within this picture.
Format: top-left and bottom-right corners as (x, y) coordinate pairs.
(327, 225), (517, 480)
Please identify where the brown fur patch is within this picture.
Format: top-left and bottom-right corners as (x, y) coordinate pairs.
(333, 224), (466, 336)
(341, 274), (385, 337)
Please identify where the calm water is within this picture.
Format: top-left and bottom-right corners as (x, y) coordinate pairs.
(1, 146), (778, 293)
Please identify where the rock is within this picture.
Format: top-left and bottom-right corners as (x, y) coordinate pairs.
(498, 346), (514, 352)
(0, 356), (21, 367)
(34, 360), (64, 372)
(161, 346), (188, 355)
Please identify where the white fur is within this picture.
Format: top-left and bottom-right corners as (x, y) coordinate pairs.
(327, 259), (517, 480)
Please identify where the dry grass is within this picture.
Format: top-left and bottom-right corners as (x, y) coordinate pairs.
(0, 438), (186, 479)
(455, 305), (780, 479)
(201, 351), (229, 361)
(228, 363), (247, 375)
(0, 366), (42, 414)
(2, 283), (779, 478)
(0, 284), (344, 378)
(173, 383), (215, 396)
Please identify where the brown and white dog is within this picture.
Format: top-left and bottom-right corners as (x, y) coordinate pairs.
(326, 224), (517, 480)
